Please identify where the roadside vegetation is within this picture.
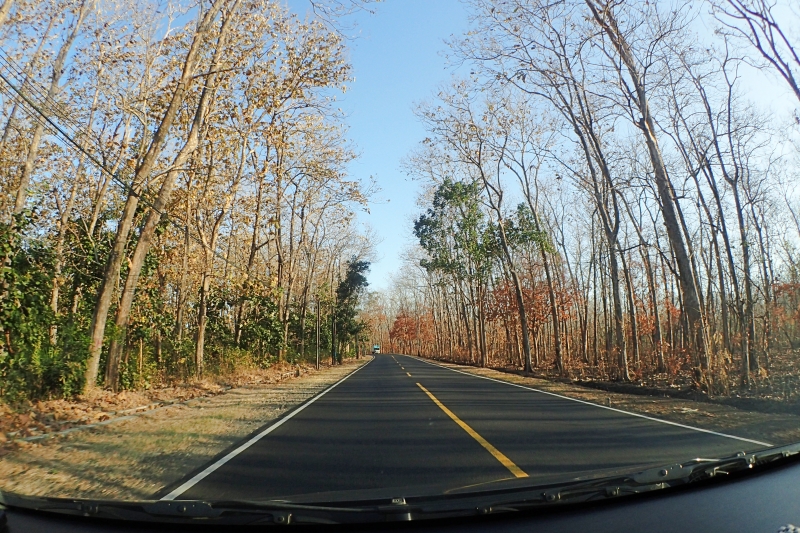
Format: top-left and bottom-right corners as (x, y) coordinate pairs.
(364, 0), (800, 404)
(0, 0), (375, 405)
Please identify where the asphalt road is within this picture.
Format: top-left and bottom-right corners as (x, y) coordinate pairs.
(158, 354), (770, 502)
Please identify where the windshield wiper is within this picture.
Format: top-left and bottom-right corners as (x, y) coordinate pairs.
(2, 442), (799, 525)
(0, 493), (443, 525)
(0, 494), (387, 525)
(476, 441), (800, 513)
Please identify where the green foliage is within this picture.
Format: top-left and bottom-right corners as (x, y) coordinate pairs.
(197, 284), (285, 367)
(287, 300), (331, 362)
(0, 216), (90, 403)
(414, 178), (495, 281)
(334, 259), (370, 363)
(239, 293), (284, 362)
(506, 203), (553, 252)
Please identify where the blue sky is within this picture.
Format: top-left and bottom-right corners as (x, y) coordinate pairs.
(289, 0), (471, 290)
(341, 1), (470, 291)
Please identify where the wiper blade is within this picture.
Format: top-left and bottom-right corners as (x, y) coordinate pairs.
(480, 442), (800, 513)
(0, 493), (426, 525)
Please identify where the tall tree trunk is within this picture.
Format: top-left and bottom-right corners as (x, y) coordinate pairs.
(175, 197), (191, 342)
(750, 204), (772, 367)
(593, 238), (599, 365)
(195, 271), (212, 376)
(50, 76), (102, 343)
(541, 251), (564, 374)
(599, 244), (611, 364)
(620, 251), (640, 368)
(644, 246), (665, 372)
(732, 184), (756, 378)
(104, 8), (237, 388)
(586, 0), (707, 365)
(624, 199), (665, 372)
(236, 162), (267, 346)
(49, 160), (82, 343)
(0, 0), (14, 29)
(607, 242), (629, 379)
(85, 188), (142, 390)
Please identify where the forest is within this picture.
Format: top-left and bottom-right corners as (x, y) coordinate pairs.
(0, 0), (375, 403)
(365, 0), (800, 399)
(3, 0), (800, 407)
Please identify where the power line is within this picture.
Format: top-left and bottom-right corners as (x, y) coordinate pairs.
(0, 70), (113, 182)
(0, 54), (279, 289)
(0, 50), (92, 143)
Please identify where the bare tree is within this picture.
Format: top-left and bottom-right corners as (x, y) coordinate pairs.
(711, 0), (800, 103)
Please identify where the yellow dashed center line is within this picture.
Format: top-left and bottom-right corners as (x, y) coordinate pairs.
(416, 383), (528, 479)
(407, 372), (412, 377)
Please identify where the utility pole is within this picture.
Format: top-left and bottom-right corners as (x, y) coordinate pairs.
(332, 269), (340, 364)
(315, 293), (320, 370)
(331, 310), (336, 365)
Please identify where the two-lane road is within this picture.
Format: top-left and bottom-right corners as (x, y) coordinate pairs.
(158, 354), (769, 501)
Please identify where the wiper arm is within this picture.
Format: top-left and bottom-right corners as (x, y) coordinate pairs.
(482, 442), (800, 513)
(0, 493), (355, 525)
(0, 492), (426, 525)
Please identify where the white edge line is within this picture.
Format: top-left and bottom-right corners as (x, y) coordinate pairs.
(160, 359), (373, 500)
(406, 355), (772, 448)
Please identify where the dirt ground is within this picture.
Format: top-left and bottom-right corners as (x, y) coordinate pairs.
(0, 357), (370, 500)
(420, 357), (800, 448)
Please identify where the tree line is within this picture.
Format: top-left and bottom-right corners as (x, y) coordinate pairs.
(0, 0), (374, 402)
(375, 0), (800, 395)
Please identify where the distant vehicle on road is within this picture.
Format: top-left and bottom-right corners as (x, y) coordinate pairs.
(372, 345), (381, 354)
